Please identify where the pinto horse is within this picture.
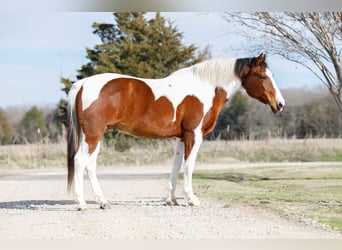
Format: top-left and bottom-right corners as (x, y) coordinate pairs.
(67, 53), (285, 210)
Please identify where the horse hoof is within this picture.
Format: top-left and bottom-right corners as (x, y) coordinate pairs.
(100, 202), (110, 209)
(77, 204), (88, 211)
(188, 197), (200, 206)
(165, 198), (179, 206)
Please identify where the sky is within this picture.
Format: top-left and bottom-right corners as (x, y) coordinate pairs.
(0, 12), (323, 108)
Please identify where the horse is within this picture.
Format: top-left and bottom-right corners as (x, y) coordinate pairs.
(67, 53), (285, 210)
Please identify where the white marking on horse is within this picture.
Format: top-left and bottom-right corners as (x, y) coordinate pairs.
(266, 69), (285, 111)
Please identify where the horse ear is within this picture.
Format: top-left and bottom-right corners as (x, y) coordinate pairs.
(254, 53), (266, 66)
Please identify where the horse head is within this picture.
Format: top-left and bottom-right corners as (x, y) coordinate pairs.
(239, 54), (285, 113)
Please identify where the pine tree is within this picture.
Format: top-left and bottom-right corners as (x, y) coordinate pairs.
(61, 12), (209, 95)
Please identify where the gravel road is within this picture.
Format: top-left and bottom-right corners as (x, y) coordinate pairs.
(0, 164), (341, 239)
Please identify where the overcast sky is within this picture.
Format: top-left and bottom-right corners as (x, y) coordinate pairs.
(0, 12), (322, 108)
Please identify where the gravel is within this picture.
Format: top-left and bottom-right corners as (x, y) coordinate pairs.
(0, 165), (340, 239)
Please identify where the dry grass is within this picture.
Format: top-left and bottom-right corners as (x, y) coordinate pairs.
(0, 138), (341, 170)
(0, 143), (66, 170)
(199, 138), (342, 163)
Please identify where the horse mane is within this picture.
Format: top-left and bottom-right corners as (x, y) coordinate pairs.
(173, 56), (269, 85)
(188, 58), (238, 84)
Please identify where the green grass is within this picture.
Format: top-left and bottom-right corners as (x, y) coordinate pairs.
(320, 151), (342, 161)
(193, 164), (342, 232)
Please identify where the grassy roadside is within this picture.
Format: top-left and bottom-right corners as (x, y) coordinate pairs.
(0, 138), (341, 169)
(192, 163), (342, 232)
(198, 138), (342, 163)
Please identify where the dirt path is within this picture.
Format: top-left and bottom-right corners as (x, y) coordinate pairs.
(0, 164), (340, 239)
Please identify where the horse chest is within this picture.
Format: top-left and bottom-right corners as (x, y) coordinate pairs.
(201, 87), (228, 136)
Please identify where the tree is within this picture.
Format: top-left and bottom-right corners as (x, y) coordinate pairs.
(210, 91), (248, 140)
(61, 12), (209, 96)
(294, 95), (341, 138)
(20, 107), (48, 143)
(45, 105), (64, 143)
(222, 12), (342, 112)
(0, 108), (14, 144)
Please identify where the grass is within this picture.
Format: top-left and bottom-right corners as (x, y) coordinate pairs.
(0, 143), (66, 170)
(99, 139), (174, 167)
(198, 138), (342, 163)
(193, 164), (342, 232)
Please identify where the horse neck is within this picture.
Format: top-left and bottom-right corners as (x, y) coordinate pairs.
(222, 78), (242, 100)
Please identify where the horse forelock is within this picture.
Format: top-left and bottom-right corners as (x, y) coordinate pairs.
(234, 57), (269, 78)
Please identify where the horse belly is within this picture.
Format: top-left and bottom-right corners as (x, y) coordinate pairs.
(117, 96), (180, 138)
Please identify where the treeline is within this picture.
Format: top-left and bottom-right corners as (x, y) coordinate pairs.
(0, 104), (63, 145)
(0, 88), (340, 146)
(210, 89), (342, 140)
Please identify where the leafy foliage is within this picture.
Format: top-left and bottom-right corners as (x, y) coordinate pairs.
(0, 108), (14, 144)
(211, 91), (342, 140)
(19, 107), (48, 144)
(45, 105), (64, 143)
(208, 91), (248, 140)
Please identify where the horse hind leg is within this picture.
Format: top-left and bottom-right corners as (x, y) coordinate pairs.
(86, 141), (110, 209)
(73, 134), (89, 210)
(74, 133), (109, 210)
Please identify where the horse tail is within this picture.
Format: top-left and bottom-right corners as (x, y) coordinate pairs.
(67, 82), (82, 192)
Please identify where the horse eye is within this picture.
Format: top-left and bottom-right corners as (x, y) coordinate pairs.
(259, 75), (267, 80)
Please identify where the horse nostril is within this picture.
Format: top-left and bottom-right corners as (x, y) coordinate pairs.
(278, 102), (284, 110)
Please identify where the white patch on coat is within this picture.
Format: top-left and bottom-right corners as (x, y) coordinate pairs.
(73, 58), (243, 121)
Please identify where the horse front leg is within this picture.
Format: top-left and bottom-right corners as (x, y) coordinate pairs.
(182, 130), (203, 206)
(166, 139), (184, 206)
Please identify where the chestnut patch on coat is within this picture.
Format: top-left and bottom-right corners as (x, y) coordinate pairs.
(202, 87), (228, 136)
(77, 78), (205, 156)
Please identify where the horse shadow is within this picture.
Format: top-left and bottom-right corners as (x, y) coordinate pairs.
(0, 200), (77, 210)
(0, 197), (187, 210)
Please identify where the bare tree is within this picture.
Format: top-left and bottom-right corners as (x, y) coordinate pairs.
(222, 12), (342, 113)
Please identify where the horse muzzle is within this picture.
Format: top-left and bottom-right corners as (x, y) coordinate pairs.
(271, 101), (285, 113)
(277, 101), (285, 112)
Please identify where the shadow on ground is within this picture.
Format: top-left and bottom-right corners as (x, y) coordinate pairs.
(0, 200), (76, 210)
(0, 197), (187, 210)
